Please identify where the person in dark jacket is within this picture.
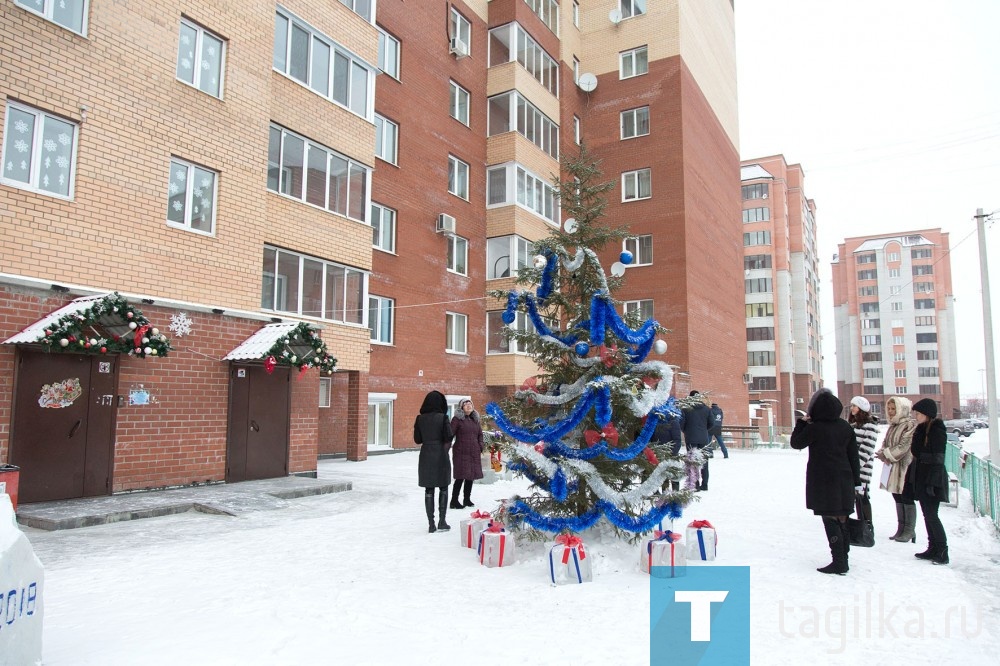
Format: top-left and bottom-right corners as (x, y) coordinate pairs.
(909, 398), (950, 564)
(653, 414), (684, 490)
(449, 398), (484, 509)
(790, 388), (861, 575)
(709, 403), (729, 458)
(680, 391), (714, 491)
(415, 390), (453, 533)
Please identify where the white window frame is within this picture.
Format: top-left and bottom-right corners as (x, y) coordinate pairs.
(888, 268), (901, 278)
(261, 245), (369, 325)
(447, 235), (469, 276)
(623, 235), (653, 266)
(574, 115), (581, 144)
(1, 101), (79, 200)
(886, 252), (900, 262)
(166, 157), (218, 236)
(339, 0), (374, 22)
(176, 18), (226, 99)
(893, 335), (905, 345)
(15, 0), (88, 35)
(620, 0), (648, 19)
(624, 299), (654, 321)
(485, 163), (560, 226)
(487, 310), (552, 354)
(449, 7), (471, 52)
(374, 114), (398, 165)
(891, 302), (903, 311)
(319, 377), (332, 408)
(450, 80), (470, 126)
(573, 1), (580, 28)
(445, 395), (473, 419)
(367, 395), (395, 449)
(622, 168), (651, 201)
(369, 295), (394, 344)
(620, 106), (650, 139)
(446, 312), (468, 354)
(894, 352), (906, 361)
(619, 46), (648, 79)
(487, 235), (531, 279)
(573, 57), (580, 84)
(371, 202), (396, 253)
(448, 155), (470, 200)
(377, 26), (400, 79)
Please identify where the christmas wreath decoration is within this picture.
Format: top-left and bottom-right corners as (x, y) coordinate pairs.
(37, 292), (172, 358)
(262, 322), (337, 374)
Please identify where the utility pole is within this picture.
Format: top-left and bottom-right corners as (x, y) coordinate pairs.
(974, 208), (999, 463)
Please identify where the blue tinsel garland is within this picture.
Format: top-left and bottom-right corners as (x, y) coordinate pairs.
(507, 461), (579, 494)
(537, 250), (558, 300)
(485, 382), (612, 444)
(551, 468), (568, 502)
(502, 291), (520, 325)
(544, 410), (660, 461)
(508, 498), (683, 534)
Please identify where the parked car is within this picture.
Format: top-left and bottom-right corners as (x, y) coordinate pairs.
(969, 419), (988, 429)
(943, 419), (975, 437)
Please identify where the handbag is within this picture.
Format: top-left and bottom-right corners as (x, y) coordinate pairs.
(847, 491), (875, 547)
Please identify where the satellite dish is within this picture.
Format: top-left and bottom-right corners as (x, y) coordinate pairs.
(577, 73), (598, 92)
(609, 9), (623, 25)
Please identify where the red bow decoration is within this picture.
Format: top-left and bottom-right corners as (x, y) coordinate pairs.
(534, 442), (546, 453)
(519, 376), (538, 392)
(688, 519), (717, 543)
(298, 364), (310, 378)
(584, 424), (619, 447)
(555, 534), (586, 562)
(486, 521), (505, 533)
(643, 447), (659, 466)
(264, 355), (277, 374)
(470, 510), (491, 520)
(133, 324), (151, 349)
(598, 344), (618, 368)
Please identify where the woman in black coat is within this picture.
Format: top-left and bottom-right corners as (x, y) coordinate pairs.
(790, 388), (861, 575)
(415, 390), (453, 533)
(449, 398), (484, 509)
(909, 398), (950, 564)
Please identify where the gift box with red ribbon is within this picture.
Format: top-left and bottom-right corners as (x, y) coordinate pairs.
(477, 522), (516, 568)
(685, 519), (717, 561)
(548, 534), (592, 585)
(461, 511), (493, 549)
(640, 530), (686, 578)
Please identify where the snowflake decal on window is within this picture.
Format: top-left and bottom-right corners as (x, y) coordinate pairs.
(180, 58), (191, 70)
(175, 168), (187, 181)
(13, 139), (28, 153)
(169, 312), (194, 337)
(43, 139), (57, 152)
(194, 187), (203, 197)
(172, 201), (183, 211)
(201, 59), (210, 71)
(207, 46), (216, 57)
(168, 182), (180, 195)
(57, 133), (71, 146)
(56, 156), (69, 169)
(180, 34), (191, 45)
(201, 177), (211, 188)
(13, 120), (29, 133)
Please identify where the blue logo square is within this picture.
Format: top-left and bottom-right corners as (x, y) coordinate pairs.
(650, 565), (751, 665)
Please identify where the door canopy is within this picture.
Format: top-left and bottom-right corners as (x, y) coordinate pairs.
(2, 292), (172, 358)
(224, 321), (337, 374)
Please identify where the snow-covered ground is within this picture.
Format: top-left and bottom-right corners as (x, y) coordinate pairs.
(25, 430), (1000, 665)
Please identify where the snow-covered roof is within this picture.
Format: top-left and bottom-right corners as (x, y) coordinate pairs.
(741, 164), (774, 181)
(224, 322), (302, 361)
(853, 234), (933, 253)
(2, 292), (113, 344)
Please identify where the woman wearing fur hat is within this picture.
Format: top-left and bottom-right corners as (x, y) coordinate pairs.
(874, 397), (918, 542)
(909, 398), (950, 564)
(848, 396), (879, 524)
(790, 388), (861, 575)
(449, 398), (484, 509)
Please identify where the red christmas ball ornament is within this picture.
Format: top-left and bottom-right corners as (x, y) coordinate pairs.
(68, 335), (76, 342)
(126, 312), (134, 319)
(113, 334), (120, 341)
(84, 342), (91, 349)
(100, 346), (107, 353)
(44, 330), (51, 336)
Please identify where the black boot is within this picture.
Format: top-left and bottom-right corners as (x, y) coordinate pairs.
(817, 517), (848, 575)
(462, 479), (475, 507)
(437, 488), (451, 531)
(425, 493), (436, 534)
(915, 543), (937, 559)
(840, 520), (851, 571)
(931, 546), (949, 565)
(449, 481), (463, 510)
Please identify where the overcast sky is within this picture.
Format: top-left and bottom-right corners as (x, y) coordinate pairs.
(735, 0), (1000, 400)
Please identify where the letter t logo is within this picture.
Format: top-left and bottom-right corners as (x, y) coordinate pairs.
(674, 591), (729, 641)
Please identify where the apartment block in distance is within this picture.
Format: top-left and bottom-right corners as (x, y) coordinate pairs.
(741, 156), (822, 428)
(832, 229), (960, 419)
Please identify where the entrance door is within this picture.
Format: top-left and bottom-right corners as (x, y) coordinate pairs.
(226, 364), (290, 482)
(10, 351), (118, 503)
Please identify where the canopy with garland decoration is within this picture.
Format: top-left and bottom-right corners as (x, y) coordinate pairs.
(224, 321), (337, 374)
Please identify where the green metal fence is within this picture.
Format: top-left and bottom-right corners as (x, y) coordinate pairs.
(945, 442), (999, 532)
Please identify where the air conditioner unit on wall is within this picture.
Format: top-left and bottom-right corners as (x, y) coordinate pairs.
(449, 37), (469, 58)
(436, 213), (456, 235)
(796, 397), (805, 404)
(742, 373), (753, 384)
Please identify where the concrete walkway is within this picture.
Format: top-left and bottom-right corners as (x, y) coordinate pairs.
(14, 475), (352, 531)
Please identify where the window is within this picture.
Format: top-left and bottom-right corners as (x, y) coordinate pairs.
(886, 252), (900, 262)
(268, 124), (370, 222)
(891, 319), (904, 328)
(487, 92), (559, 159)
(368, 397), (394, 449)
(917, 350), (938, 360)
(915, 316), (935, 326)
(893, 335), (904, 345)
(574, 116), (581, 144)
(1, 102), (78, 199)
(448, 235), (469, 275)
(742, 207), (770, 223)
(743, 231), (771, 246)
(896, 386), (908, 395)
(856, 253), (876, 264)
(487, 235), (531, 279)
(741, 183), (769, 200)
(620, 0), (648, 19)
(912, 248), (932, 259)
(524, 0), (559, 35)
(862, 352), (882, 362)
(861, 318), (880, 329)
(894, 352), (906, 361)
(888, 268), (900, 278)
(864, 368), (883, 379)
(486, 163), (559, 224)
(914, 299), (935, 310)
(450, 81), (470, 125)
(862, 335), (881, 346)
(620, 46), (649, 79)
(621, 107), (650, 139)
(573, 57), (580, 84)
(918, 367), (939, 378)
(262, 246), (367, 323)
(858, 286), (878, 297)
(624, 300), (654, 321)
(746, 327), (774, 341)
(371, 203), (396, 253)
(15, 0), (87, 34)
(891, 302), (903, 311)
(167, 158), (217, 234)
(894, 369), (906, 378)
(448, 155), (469, 199)
(374, 114), (398, 165)
(857, 269), (877, 280)
(573, 1), (580, 27)
(751, 377), (777, 391)
(446, 312), (468, 354)
(377, 27), (400, 79)
(745, 254), (773, 270)
(339, 0), (373, 22)
(176, 19), (225, 98)
(622, 168), (651, 201)
(860, 302), (879, 313)
(487, 311), (553, 354)
(488, 24), (559, 96)
(914, 282), (934, 293)
(319, 377), (332, 408)
(747, 351), (776, 366)
(918, 385), (940, 395)
(449, 7), (471, 50)
(746, 303), (774, 318)
(745, 278), (772, 294)
(912, 265), (934, 276)
(889, 285), (902, 295)
(273, 9), (373, 118)
(863, 385), (883, 396)
(916, 333), (938, 343)
(624, 235), (653, 266)
(369, 295), (393, 343)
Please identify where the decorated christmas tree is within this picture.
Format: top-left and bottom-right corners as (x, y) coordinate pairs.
(486, 146), (704, 541)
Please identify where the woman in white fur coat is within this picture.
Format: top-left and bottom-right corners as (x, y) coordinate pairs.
(874, 396), (918, 542)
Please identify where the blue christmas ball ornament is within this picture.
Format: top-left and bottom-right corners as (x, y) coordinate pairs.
(620, 251), (634, 265)
(501, 310), (516, 325)
(574, 341), (590, 357)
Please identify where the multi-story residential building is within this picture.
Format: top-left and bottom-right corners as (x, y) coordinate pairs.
(0, 0), (744, 504)
(832, 229), (960, 419)
(740, 156), (822, 428)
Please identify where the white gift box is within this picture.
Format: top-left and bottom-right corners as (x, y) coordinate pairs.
(685, 521), (717, 561)
(641, 532), (686, 578)
(478, 526), (516, 567)
(548, 537), (592, 585)
(460, 514), (492, 549)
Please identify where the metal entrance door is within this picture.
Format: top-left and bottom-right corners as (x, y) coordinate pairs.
(226, 364), (290, 482)
(10, 351), (118, 503)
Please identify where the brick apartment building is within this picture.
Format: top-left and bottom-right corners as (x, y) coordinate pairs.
(832, 229), (961, 419)
(0, 0), (744, 503)
(740, 156), (822, 428)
